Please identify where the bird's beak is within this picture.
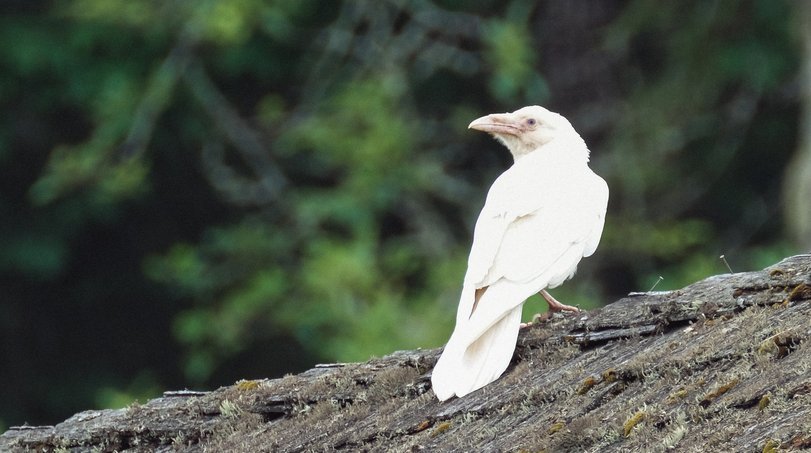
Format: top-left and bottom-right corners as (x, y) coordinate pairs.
(468, 113), (521, 136)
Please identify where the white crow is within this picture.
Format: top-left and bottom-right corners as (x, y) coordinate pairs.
(431, 105), (608, 401)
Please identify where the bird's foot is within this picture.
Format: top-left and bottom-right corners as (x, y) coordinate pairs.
(541, 289), (580, 314)
(521, 290), (580, 328)
(546, 300), (580, 313)
(520, 312), (551, 328)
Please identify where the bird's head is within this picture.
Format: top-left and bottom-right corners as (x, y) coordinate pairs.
(468, 105), (586, 161)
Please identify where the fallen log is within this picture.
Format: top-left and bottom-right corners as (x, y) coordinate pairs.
(3, 255), (810, 452)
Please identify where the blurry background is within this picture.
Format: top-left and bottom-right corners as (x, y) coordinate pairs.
(1, 0), (809, 429)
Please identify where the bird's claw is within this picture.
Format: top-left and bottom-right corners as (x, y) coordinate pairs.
(550, 304), (580, 313)
(520, 305), (580, 329)
(540, 289), (580, 314)
(520, 312), (554, 328)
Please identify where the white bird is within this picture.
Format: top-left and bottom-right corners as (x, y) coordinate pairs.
(431, 105), (608, 401)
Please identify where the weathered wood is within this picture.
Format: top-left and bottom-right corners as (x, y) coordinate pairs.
(3, 254), (811, 452)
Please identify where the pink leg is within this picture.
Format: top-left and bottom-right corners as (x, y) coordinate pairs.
(540, 289), (580, 313)
(520, 289), (580, 328)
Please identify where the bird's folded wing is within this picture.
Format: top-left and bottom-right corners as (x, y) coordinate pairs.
(464, 168), (605, 282)
(492, 173), (608, 283)
(461, 169), (548, 288)
(583, 176), (609, 257)
(454, 212), (509, 324)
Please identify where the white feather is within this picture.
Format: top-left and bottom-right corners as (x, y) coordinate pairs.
(432, 106), (608, 401)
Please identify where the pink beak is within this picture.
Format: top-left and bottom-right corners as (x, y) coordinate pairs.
(468, 113), (521, 136)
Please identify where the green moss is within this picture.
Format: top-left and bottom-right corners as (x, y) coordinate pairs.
(547, 421), (566, 434)
(431, 421), (452, 437)
(412, 419), (432, 433)
(762, 438), (780, 453)
(623, 411), (646, 437)
(235, 380), (260, 391)
(667, 388), (689, 403)
(758, 393), (771, 410)
(577, 376), (599, 395)
(785, 283), (811, 303)
(602, 369), (617, 383)
(701, 378), (739, 406)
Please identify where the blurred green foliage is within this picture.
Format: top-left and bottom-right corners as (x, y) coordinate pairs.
(0, 0), (803, 428)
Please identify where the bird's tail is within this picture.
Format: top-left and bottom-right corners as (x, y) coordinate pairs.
(432, 281), (531, 401)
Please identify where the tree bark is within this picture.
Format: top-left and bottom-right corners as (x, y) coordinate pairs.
(3, 255), (811, 452)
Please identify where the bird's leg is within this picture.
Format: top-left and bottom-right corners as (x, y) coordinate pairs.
(521, 290), (580, 328)
(541, 289), (580, 313)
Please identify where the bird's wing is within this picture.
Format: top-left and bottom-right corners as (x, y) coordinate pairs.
(583, 175), (609, 257)
(491, 169), (608, 283)
(453, 170), (531, 323)
(462, 165), (546, 285)
(463, 166), (607, 292)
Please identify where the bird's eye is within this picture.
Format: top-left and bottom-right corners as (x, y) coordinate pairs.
(526, 118), (537, 126)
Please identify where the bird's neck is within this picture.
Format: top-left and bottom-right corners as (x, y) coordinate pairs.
(511, 136), (590, 166)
